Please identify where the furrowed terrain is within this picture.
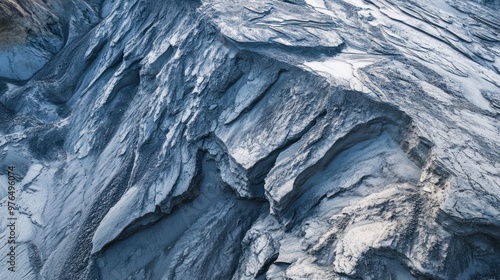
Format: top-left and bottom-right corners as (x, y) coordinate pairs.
(0, 0), (499, 279)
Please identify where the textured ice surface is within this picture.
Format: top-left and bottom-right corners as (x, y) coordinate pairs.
(0, 0), (499, 279)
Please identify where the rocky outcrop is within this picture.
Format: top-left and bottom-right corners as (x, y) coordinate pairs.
(0, 0), (499, 279)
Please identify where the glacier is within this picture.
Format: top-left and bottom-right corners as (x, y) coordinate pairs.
(0, 0), (499, 279)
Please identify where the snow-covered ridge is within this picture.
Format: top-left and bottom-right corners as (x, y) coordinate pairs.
(0, 0), (499, 279)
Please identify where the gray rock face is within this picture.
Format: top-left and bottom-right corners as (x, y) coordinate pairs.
(0, 0), (499, 279)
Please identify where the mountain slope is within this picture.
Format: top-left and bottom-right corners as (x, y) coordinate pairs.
(0, 0), (499, 279)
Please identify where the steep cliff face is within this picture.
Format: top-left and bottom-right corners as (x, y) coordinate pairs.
(0, 0), (499, 279)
